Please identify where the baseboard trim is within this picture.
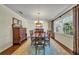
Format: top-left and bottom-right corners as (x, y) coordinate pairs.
(52, 38), (74, 55)
(0, 44), (13, 53)
(0, 40), (27, 55)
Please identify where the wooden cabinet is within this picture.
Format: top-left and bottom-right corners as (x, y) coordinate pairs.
(13, 27), (27, 44)
(35, 29), (44, 33)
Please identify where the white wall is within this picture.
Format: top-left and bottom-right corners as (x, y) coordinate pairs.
(55, 33), (73, 51)
(0, 5), (28, 53)
(0, 5), (48, 53)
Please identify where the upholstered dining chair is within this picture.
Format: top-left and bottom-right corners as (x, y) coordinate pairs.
(29, 30), (35, 45)
(34, 36), (45, 55)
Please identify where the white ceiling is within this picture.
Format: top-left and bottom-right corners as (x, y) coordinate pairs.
(4, 4), (75, 21)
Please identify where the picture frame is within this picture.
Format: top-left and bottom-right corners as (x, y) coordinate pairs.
(12, 17), (22, 27)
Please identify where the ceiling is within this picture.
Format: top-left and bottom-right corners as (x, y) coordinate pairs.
(4, 4), (75, 21)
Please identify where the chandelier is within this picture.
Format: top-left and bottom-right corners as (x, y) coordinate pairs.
(34, 12), (43, 27)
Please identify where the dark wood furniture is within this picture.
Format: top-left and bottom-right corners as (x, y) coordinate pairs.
(12, 18), (27, 44)
(35, 29), (44, 33)
(13, 27), (27, 44)
(34, 36), (45, 55)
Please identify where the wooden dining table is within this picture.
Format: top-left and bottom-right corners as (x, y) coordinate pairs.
(31, 32), (50, 54)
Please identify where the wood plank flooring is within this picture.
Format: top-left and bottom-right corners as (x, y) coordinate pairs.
(0, 38), (70, 55)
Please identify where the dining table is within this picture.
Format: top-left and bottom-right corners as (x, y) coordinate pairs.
(31, 32), (50, 55)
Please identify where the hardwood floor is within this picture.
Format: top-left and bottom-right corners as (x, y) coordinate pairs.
(0, 38), (70, 55)
(0, 40), (27, 55)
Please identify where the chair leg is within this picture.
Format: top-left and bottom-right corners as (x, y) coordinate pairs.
(49, 41), (50, 47)
(35, 45), (38, 55)
(43, 45), (45, 55)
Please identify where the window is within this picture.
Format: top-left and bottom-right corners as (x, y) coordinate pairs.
(54, 10), (74, 36)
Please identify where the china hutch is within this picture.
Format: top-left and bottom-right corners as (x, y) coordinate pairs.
(12, 18), (27, 44)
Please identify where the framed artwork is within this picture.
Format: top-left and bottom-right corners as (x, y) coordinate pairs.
(12, 17), (22, 27)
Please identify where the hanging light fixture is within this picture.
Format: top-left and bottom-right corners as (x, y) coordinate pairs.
(34, 11), (43, 27)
